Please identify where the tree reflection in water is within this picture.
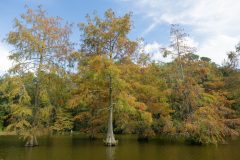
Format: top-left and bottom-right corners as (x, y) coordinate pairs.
(106, 146), (116, 160)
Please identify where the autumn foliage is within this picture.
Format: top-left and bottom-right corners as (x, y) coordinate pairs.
(0, 6), (240, 146)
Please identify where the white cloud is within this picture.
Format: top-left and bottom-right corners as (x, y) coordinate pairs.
(184, 37), (199, 49)
(144, 41), (162, 58)
(0, 42), (12, 75)
(144, 41), (171, 62)
(198, 35), (239, 64)
(121, 0), (240, 64)
(144, 37), (199, 62)
(141, 22), (159, 37)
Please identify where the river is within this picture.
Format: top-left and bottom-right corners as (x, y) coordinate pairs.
(0, 135), (239, 160)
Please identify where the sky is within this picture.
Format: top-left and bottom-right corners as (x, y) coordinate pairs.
(0, 0), (240, 74)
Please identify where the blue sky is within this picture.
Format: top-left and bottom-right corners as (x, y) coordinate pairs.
(0, 0), (170, 42)
(1, 0), (240, 74)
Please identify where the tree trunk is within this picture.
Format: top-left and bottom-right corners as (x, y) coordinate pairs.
(179, 62), (184, 80)
(33, 135), (39, 146)
(25, 135), (39, 147)
(176, 37), (185, 81)
(104, 75), (117, 146)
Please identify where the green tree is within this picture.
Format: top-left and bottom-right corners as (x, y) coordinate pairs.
(222, 44), (240, 112)
(115, 56), (175, 139)
(0, 76), (52, 146)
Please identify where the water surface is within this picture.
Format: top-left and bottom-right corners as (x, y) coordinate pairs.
(0, 135), (239, 160)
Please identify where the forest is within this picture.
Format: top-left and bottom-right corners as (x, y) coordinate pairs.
(1, 6), (240, 147)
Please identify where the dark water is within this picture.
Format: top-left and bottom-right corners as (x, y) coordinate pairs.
(0, 135), (240, 160)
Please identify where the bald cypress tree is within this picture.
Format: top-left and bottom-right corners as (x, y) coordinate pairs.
(5, 6), (73, 146)
(79, 9), (137, 146)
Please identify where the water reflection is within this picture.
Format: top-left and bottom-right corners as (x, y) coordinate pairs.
(106, 146), (116, 160)
(0, 150), (6, 160)
(1, 135), (240, 160)
(25, 147), (33, 160)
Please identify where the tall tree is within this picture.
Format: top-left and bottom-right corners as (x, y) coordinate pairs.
(163, 24), (196, 80)
(5, 6), (73, 146)
(162, 24), (198, 119)
(79, 9), (137, 145)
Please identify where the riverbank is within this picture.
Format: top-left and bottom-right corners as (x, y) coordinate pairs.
(0, 131), (15, 136)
